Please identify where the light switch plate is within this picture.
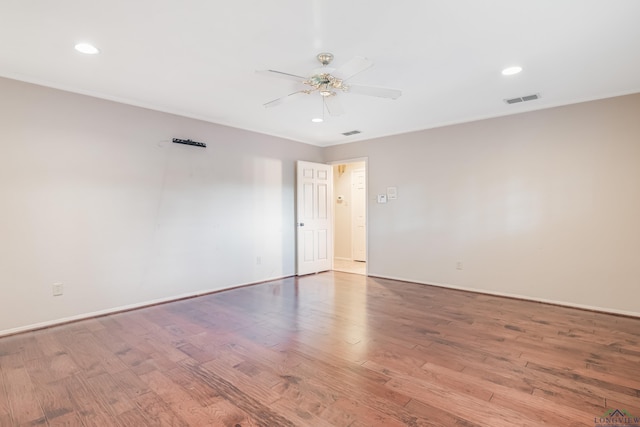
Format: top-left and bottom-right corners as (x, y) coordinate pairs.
(52, 282), (64, 296)
(377, 194), (387, 203)
(387, 186), (397, 200)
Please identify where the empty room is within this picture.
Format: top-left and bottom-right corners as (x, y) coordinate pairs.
(1, 1), (640, 426)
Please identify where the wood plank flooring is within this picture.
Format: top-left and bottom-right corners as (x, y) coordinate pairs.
(1, 272), (639, 426)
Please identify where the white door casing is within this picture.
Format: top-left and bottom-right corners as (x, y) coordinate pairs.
(352, 169), (366, 262)
(296, 161), (333, 275)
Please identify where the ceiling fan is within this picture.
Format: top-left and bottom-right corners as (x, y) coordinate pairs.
(258, 52), (401, 116)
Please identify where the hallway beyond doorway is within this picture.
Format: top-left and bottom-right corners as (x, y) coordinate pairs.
(332, 160), (367, 275)
(333, 258), (366, 275)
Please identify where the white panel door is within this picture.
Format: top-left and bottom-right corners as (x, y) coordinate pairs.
(296, 161), (333, 275)
(352, 169), (367, 262)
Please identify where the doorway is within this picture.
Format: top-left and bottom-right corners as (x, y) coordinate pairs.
(332, 160), (367, 275)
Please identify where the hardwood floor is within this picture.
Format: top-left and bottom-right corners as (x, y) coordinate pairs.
(1, 272), (639, 426)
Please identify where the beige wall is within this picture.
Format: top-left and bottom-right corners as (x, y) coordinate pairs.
(325, 93), (640, 316)
(0, 77), (323, 335)
(2, 75), (640, 335)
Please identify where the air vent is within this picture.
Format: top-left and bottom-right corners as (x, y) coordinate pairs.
(342, 130), (361, 136)
(505, 93), (540, 104)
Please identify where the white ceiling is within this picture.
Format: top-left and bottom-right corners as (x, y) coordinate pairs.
(1, 1), (639, 147)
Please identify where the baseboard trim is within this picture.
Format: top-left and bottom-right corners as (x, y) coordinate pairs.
(367, 273), (640, 319)
(0, 274), (294, 338)
(5, 272), (637, 338)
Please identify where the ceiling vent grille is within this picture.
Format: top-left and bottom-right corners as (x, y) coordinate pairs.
(505, 93), (540, 104)
(342, 130), (362, 136)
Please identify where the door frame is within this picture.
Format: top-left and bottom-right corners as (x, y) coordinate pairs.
(328, 157), (368, 276)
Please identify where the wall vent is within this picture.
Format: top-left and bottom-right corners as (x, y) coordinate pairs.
(342, 130), (361, 136)
(504, 93), (540, 105)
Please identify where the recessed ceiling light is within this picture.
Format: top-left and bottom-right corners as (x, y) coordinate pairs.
(74, 43), (100, 55)
(502, 66), (522, 76)
(311, 118), (323, 123)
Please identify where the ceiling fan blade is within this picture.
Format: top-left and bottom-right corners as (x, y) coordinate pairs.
(347, 84), (402, 99)
(323, 95), (344, 116)
(257, 69), (307, 82)
(334, 56), (374, 80)
(264, 91), (307, 108)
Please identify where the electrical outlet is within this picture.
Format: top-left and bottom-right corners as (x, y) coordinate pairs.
(456, 262), (463, 270)
(52, 282), (64, 296)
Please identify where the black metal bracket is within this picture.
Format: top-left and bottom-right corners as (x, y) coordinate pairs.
(172, 138), (206, 148)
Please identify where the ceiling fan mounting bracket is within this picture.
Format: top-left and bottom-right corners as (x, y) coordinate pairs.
(316, 52), (334, 66)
